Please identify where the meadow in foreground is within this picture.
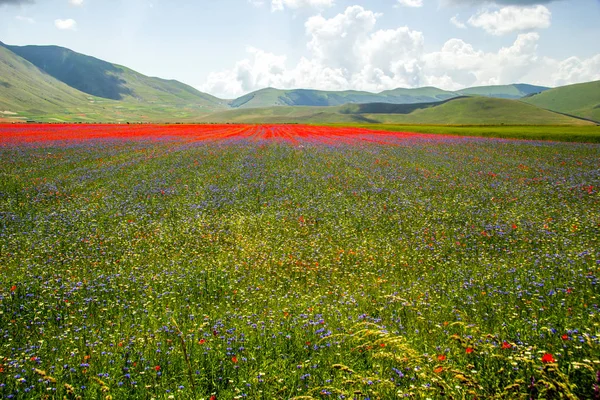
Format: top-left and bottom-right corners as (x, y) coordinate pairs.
(0, 124), (598, 399)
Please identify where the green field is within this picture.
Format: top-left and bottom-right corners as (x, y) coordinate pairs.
(1, 129), (598, 399)
(329, 124), (600, 143)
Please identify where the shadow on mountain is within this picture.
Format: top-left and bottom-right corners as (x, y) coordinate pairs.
(6, 44), (133, 100)
(339, 96), (468, 114)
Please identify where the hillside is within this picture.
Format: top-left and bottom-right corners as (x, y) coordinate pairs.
(522, 80), (600, 122)
(202, 97), (593, 125)
(457, 84), (549, 99)
(4, 43), (226, 109)
(229, 87), (458, 108)
(0, 44), (96, 119)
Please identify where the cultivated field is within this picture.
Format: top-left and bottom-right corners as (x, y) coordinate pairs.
(0, 124), (598, 399)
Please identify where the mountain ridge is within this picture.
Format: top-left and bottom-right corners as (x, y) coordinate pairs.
(0, 41), (597, 126)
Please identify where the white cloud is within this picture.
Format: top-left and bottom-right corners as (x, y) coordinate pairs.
(15, 15), (35, 23)
(305, 6), (381, 70)
(271, 0), (334, 11)
(396, 0), (423, 7)
(69, 0), (84, 5)
(200, 4), (600, 98)
(468, 5), (551, 35)
(450, 15), (466, 28)
(54, 18), (77, 30)
(547, 54), (600, 87)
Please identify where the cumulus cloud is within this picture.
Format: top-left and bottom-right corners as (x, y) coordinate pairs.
(468, 5), (551, 35)
(396, 0), (423, 7)
(271, 0), (334, 11)
(69, 0), (84, 6)
(200, 4), (600, 98)
(54, 18), (77, 30)
(548, 55), (600, 87)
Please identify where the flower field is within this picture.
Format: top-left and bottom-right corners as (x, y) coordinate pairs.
(0, 124), (598, 399)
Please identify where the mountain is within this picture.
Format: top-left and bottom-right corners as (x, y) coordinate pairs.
(227, 84), (552, 109)
(0, 40), (596, 125)
(0, 44), (95, 119)
(202, 97), (592, 125)
(3, 43), (226, 108)
(229, 87), (459, 108)
(521, 80), (600, 122)
(456, 84), (549, 99)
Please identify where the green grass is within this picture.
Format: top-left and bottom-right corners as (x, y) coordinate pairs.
(0, 134), (598, 399)
(326, 124), (600, 143)
(523, 80), (600, 122)
(202, 97), (593, 126)
(0, 43), (227, 123)
(4, 43), (226, 108)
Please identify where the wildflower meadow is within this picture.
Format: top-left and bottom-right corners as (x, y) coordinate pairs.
(0, 124), (598, 399)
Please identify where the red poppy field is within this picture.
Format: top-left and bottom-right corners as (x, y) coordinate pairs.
(0, 123), (598, 399)
(0, 123), (458, 145)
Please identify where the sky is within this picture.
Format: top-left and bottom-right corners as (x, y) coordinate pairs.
(1, 0), (599, 99)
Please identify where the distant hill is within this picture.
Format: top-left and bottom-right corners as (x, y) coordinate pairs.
(203, 97), (592, 125)
(227, 84), (550, 109)
(521, 80), (600, 122)
(0, 40), (596, 125)
(229, 87), (459, 108)
(457, 84), (549, 99)
(4, 43), (226, 108)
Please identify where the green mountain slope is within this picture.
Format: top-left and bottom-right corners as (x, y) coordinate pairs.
(0, 44), (94, 118)
(203, 97), (592, 125)
(457, 84), (549, 99)
(229, 87), (458, 108)
(521, 80), (600, 122)
(4, 43), (226, 108)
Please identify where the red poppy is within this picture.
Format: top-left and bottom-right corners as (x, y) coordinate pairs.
(379, 343), (385, 348)
(437, 354), (446, 361)
(154, 365), (161, 371)
(542, 353), (556, 363)
(511, 224), (517, 229)
(434, 366), (443, 373)
(465, 347), (474, 354)
(198, 339), (206, 345)
(10, 285), (16, 292)
(561, 334), (569, 341)
(231, 356), (238, 364)
(210, 396), (217, 400)
(502, 341), (511, 349)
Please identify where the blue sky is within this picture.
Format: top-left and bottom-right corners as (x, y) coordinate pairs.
(1, 0), (599, 98)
